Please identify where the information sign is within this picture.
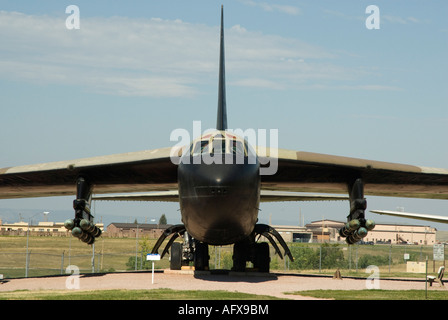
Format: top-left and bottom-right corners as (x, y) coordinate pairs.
(147, 253), (161, 261)
(433, 244), (444, 261)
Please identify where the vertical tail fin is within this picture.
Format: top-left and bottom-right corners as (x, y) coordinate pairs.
(216, 5), (227, 131)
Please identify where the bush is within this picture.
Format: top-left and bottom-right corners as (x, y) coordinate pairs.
(126, 256), (152, 270)
(358, 254), (389, 269)
(288, 244), (346, 270)
(289, 245), (315, 270)
(320, 243), (345, 269)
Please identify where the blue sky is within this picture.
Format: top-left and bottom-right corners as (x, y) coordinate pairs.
(0, 1), (447, 230)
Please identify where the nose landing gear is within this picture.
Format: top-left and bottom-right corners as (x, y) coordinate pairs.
(153, 223), (292, 273)
(151, 224), (210, 271)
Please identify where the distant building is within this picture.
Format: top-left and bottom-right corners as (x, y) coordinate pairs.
(306, 219), (437, 245)
(305, 220), (344, 243)
(106, 223), (171, 238)
(0, 220), (104, 236)
(271, 225), (313, 243)
(0, 218), (437, 245)
(364, 222), (436, 245)
(0, 220), (171, 239)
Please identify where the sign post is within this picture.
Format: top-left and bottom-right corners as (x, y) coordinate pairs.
(147, 253), (161, 284)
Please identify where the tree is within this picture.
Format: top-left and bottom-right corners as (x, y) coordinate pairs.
(126, 237), (152, 270)
(159, 214), (167, 225)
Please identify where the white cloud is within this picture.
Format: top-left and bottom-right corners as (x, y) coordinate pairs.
(0, 11), (216, 97)
(406, 16), (420, 24)
(231, 78), (284, 90)
(382, 15), (421, 25)
(0, 11), (391, 96)
(239, 0), (301, 16)
(261, 3), (301, 16)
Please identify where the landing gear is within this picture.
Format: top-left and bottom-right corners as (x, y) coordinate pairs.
(233, 241), (270, 273)
(194, 241), (210, 271)
(153, 223), (292, 273)
(254, 242), (270, 273)
(232, 224), (293, 273)
(170, 242), (183, 270)
(232, 239), (251, 272)
(152, 225), (209, 271)
(339, 178), (375, 244)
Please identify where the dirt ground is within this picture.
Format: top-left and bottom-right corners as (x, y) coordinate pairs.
(0, 270), (445, 300)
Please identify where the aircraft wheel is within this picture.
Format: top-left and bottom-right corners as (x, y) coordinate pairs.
(170, 242), (182, 270)
(194, 241), (209, 271)
(232, 241), (248, 272)
(254, 242), (270, 273)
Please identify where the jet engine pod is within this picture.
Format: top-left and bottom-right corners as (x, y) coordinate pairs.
(80, 232), (94, 245)
(64, 219), (74, 230)
(338, 219), (360, 238)
(346, 227), (368, 244)
(72, 227), (82, 237)
(339, 223), (351, 238)
(357, 227), (368, 238)
(80, 219), (94, 232)
(339, 218), (375, 244)
(365, 219), (375, 231)
(91, 225), (102, 237)
(348, 219), (360, 230)
(70, 219), (101, 245)
(72, 226), (95, 244)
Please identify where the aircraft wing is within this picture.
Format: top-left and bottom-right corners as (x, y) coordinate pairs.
(258, 148), (448, 199)
(2, 145), (448, 201)
(93, 191), (180, 202)
(260, 191), (347, 202)
(92, 190), (348, 202)
(0, 147), (178, 199)
(371, 210), (448, 224)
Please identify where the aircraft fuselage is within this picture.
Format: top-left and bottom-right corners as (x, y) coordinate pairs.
(178, 132), (260, 245)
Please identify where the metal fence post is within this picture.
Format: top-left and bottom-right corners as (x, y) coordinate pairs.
(319, 244), (322, 273)
(425, 255), (428, 299)
(91, 243), (95, 273)
(25, 251), (31, 278)
(61, 251), (65, 274)
(389, 244), (392, 273)
(348, 245), (351, 271)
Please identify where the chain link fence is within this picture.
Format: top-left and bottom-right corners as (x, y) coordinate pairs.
(0, 236), (445, 279)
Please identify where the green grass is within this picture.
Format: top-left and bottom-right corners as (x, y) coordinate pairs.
(0, 288), (284, 300)
(2, 288), (448, 300)
(0, 235), (173, 277)
(287, 289), (448, 300)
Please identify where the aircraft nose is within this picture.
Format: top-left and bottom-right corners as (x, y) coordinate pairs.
(189, 160), (259, 200)
(178, 160), (260, 244)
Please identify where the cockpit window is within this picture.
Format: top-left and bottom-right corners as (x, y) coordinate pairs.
(231, 140), (245, 156)
(191, 135), (248, 156)
(211, 138), (226, 154)
(192, 140), (209, 156)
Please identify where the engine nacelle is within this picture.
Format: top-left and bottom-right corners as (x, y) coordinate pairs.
(64, 218), (102, 245)
(339, 219), (375, 245)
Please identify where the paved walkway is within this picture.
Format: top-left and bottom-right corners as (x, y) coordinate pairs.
(1, 271), (444, 300)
